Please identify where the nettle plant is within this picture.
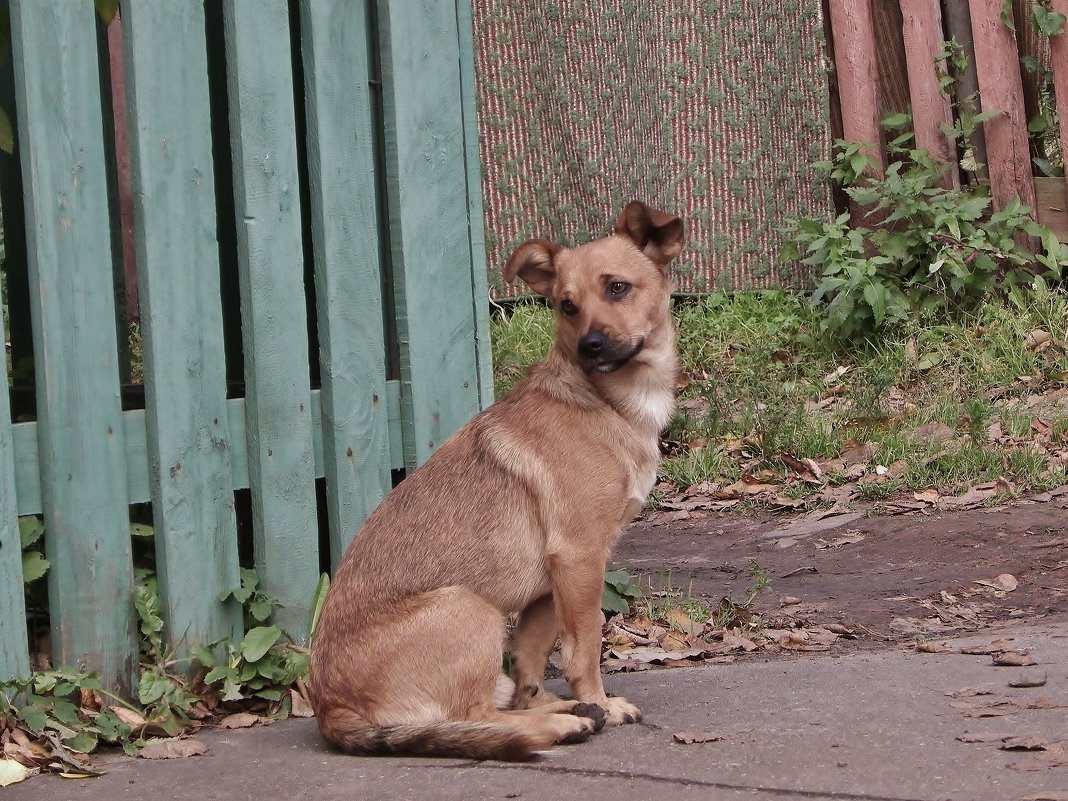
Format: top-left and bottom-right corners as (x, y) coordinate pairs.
(785, 133), (1066, 339)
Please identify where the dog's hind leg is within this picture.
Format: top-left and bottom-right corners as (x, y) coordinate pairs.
(509, 594), (564, 709)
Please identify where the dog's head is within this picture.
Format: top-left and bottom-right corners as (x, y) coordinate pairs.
(503, 201), (683, 375)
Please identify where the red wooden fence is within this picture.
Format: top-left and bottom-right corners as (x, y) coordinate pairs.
(827, 0), (1068, 229)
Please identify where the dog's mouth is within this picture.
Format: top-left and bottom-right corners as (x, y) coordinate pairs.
(581, 337), (646, 374)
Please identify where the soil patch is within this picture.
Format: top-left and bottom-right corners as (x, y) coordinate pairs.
(614, 499), (1068, 648)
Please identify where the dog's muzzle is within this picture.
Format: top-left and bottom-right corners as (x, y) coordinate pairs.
(578, 332), (645, 373)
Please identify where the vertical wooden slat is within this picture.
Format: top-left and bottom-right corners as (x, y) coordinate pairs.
(455, 0), (494, 407)
(299, 0), (390, 564)
(943, 0), (990, 181)
(10, 0), (135, 691)
(121, 3), (242, 652)
(222, 0), (319, 639)
(968, 0), (1037, 213)
(0, 308), (30, 681)
(1049, 0), (1068, 202)
(377, 0), (486, 468)
(899, 0), (958, 188)
(826, 0), (886, 175)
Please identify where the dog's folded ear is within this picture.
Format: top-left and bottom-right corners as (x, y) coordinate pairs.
(502, 239), (562, 297)
(613, 201), (684, 267)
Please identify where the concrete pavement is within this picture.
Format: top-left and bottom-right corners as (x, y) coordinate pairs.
(12, 621), (1068, 801)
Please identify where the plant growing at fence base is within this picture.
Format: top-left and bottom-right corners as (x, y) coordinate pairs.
(1, 568), (328, 772)
(784, 136), (1066, 339)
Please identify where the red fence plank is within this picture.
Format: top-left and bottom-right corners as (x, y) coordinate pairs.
(899, 0), (958, 187)
(827, 0), (885, 176)
(1050, 0), (1068, 203)
(968, 0), (1037, 214)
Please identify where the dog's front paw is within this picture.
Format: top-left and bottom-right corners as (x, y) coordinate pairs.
(600, 696), (642, 726)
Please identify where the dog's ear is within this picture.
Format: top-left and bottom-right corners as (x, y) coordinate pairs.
(502, 239), (562, 297)
(613, 201), (684, 267)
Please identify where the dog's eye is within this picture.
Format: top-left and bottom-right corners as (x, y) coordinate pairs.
(608, 281), (631, 297)
(559, 298), (579, 316)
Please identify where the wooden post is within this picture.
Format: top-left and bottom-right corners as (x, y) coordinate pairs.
(121, 2), (243, 653)
(967, 0), (1038, 214)
(376, 0), (490, 469)
(899, 0), (959, 187)
(826, 0), (886, 175)
(299, 0), (392, 564)
(943, 0), (989, 182)
(10, 0), (136, 692)
(0, 310), (29, 681)
(1049, 0), (1068, 203)
(222, 0), (320, 640)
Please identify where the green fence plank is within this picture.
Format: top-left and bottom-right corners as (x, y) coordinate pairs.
(0, 310), (30, 681)
(222, 0), (319, 639)
(454, 0), (494, 406)
(10, 0), (135, 692)
(377, 0), (486, 468)
(121, 3), (242, 652)
(299, 0), (390, 564)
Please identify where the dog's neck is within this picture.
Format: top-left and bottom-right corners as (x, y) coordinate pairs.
(532, 319), (678, 439)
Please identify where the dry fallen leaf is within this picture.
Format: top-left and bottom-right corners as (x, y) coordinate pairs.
(665, 608), (705, 637)
(673, 731), (725, 744)
(946, 687), (994, 698)
(1021, 793), (1068, 801)
(973, 574), (1018, 593)
(218, 712), (269, 730)
(914, 641), (950, 654)
(1008, 673), (1048, 689)
(993, 651), (1036, 667)
(291, 688), (315, 718)
(955, 732), (1014, 743)
(0, 759), (37, 787)
(138, 738), (208, 760)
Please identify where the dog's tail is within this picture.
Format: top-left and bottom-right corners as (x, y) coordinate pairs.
(317, 707), (549, 761)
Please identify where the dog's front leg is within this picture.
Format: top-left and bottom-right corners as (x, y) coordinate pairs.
(510, 594), (563, 709)
(550, 554), (642, 726)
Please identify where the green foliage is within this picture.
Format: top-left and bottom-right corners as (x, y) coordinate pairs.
(602, 569), (641, 615)
(1033, 0), (1067, 36)
(3, 567), (315, 768)
(785, 139), (1066, 340)
(19, 516), (49, 583)
(219, 567), (283, 625)
(0, 669), (139, 757)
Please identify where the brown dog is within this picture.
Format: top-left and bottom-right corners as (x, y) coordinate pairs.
(310, 201), (683, 760)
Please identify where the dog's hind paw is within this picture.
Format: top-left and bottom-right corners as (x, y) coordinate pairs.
(570, 702), (607, 733)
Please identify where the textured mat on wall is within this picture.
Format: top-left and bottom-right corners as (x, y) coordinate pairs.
(472, 0), (835, 295)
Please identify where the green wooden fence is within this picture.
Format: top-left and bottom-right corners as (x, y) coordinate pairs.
(1, 0), (491, 693)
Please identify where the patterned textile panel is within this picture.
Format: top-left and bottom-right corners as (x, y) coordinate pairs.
(472, 0), (835, 295)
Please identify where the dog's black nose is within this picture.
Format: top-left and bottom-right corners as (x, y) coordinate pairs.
(578, 331), (607, 359)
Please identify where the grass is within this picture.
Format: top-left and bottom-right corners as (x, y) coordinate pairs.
(491, 285), (1068, 502)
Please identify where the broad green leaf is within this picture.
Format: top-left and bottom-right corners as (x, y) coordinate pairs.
(1001, 0), (1016, 31)
(129, 523), (154, 537)
(137, 672), (169, 705)
(62, 731), (99, 754)
(1033, 5), (1066, 35)
(19, 705), (48, 733)
(862, 281), (887, 326)
(600, 584), (631, 615)
(241, 626), (282, 663)
(248, 596), (275, 623)
(308, 573), (331, 645)
(915, 352), (944, 371)
(21, 551), (50, 583)
(18, 516), (44, 548)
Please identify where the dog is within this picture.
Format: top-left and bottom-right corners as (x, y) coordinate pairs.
(310, 201), (683, 761)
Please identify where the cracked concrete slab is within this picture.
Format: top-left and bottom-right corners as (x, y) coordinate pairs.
(12, 621), (1067, 801)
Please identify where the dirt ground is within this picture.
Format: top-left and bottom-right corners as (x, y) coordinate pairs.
(613, 497), (1068, 649)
